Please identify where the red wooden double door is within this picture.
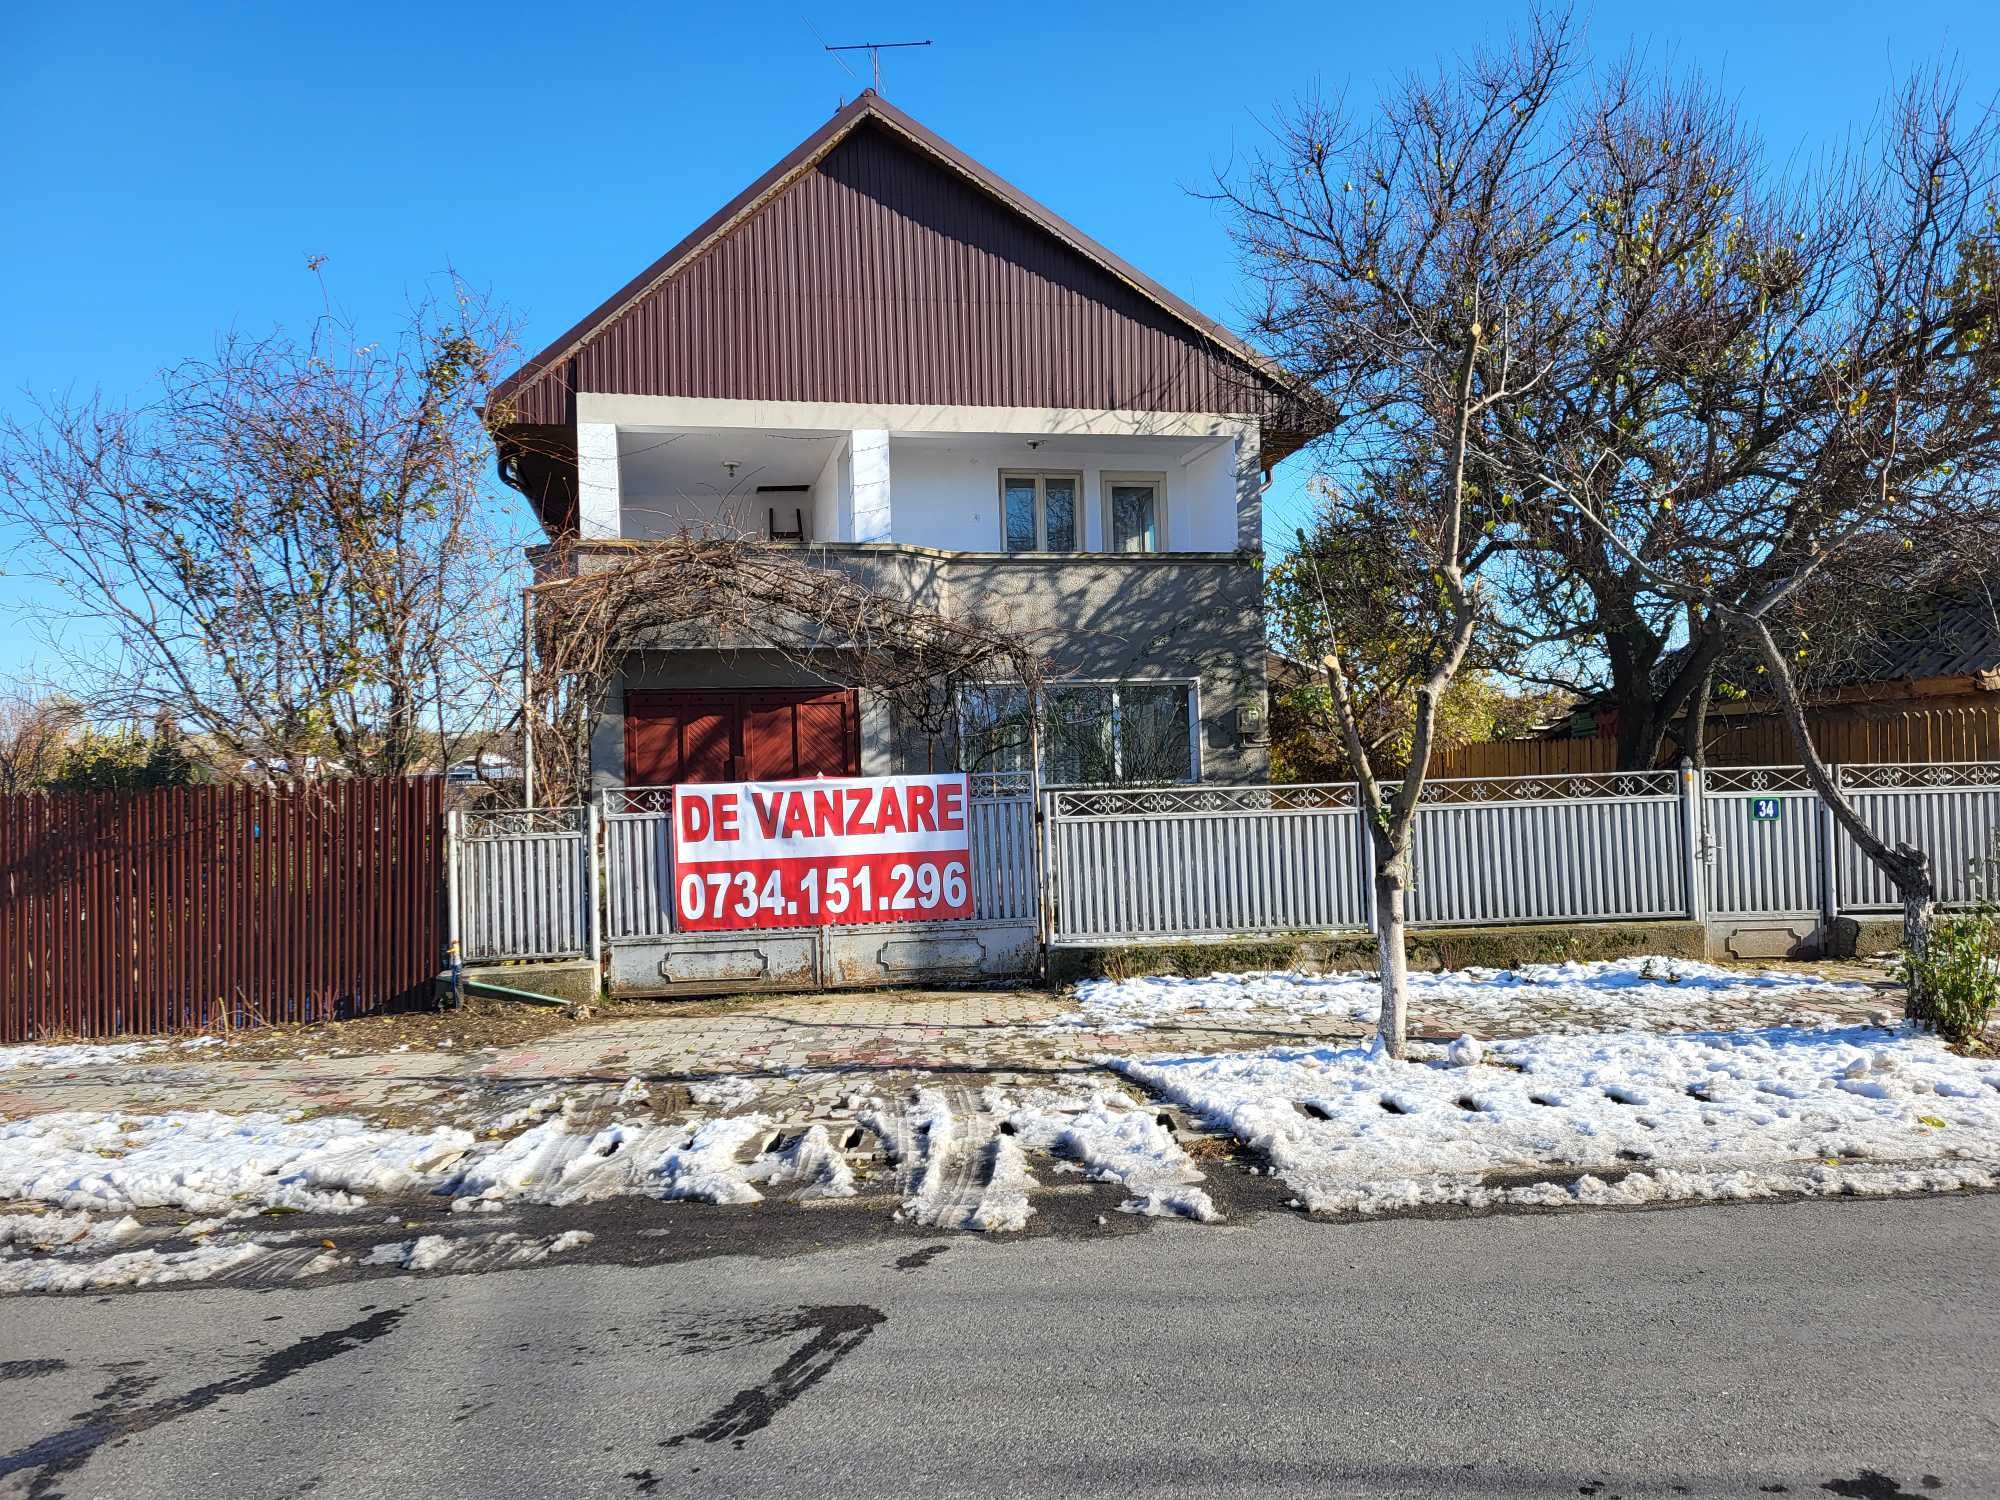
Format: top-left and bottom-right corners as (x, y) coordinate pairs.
(624, 688), (861, 787)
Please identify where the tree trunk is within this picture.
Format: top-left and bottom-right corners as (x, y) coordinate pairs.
(1741, 616), (1942, 1020)
(1903, 879), (1937, 965)
(1373, 855), (1411, 1060)
(1897, 853), (1939, 1021)
(1684, 663), (1713, 772)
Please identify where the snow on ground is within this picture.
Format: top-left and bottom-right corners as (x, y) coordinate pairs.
(0, 1241), (268, 1294)
(0, 1040), (160, 1071)
(1115, 1023), (2000, 1215)
(866, 1088), (960, 1226)
(863, 1086), (1216, 1231)
(0, 1036), (228, 1072)
(0, 1209), (144, 1254)
(448, 1112), (853, 1210)
(366, 1233), (457, 1271)
(964, 1135), (1039, 1233)
(0, 1111), (477, 1215)
(687, 1076), (763, 1110)
(992, 1088), (1219, 1223)
(1066, 958), (1876, 1035)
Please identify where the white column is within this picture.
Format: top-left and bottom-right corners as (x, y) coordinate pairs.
(1233, 424), (1263, 554)
(850, 429), (892, 542)
(576, 421), (622, 539)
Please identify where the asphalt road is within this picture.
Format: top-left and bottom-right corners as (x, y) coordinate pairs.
(3, 1194), (1996, 1499)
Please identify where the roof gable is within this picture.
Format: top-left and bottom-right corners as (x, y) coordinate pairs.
(490, 94), (1297, 430)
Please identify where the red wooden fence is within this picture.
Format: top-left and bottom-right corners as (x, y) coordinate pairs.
(1, 779), (444, 1043)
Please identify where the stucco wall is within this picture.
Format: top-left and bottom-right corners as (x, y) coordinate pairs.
(585, 546), (1269, 788)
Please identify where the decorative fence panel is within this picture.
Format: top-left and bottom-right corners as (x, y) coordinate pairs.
(1045, 785), (1371, 943)
(1405, 773), (1692, 926)
(1835, 764), (2000, 913)
(2, 779), (443, 1042)
(965, 775), (1039, 925)
(602, 790), (674, 942)
(450, 806), (594, 963)
(1045, 763), (2000, 947)
(1703, 768), (1827, 918)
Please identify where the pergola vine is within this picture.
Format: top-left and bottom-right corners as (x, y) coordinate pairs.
(520, 537), (1046, 806)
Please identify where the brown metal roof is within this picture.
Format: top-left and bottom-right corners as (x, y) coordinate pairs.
(491, 92), (1316, 528)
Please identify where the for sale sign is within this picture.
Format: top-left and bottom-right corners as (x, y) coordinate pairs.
(671, 773), (974, 932)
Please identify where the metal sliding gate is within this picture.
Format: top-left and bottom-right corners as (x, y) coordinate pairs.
(597, 773), (1041, 994)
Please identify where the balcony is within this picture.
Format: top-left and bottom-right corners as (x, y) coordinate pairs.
(570, 420), (1260, 556)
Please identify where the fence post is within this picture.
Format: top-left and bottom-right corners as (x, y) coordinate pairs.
(586, 797), (604, 990)
(1048, 780), (1064, 944)
(1356, 782), (1378, 939)
(1679, 761), (1707, 925)
(445, 808), (463, 955)
(1819, 764), (1842, 928)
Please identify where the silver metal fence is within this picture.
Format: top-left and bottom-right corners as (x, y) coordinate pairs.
(1702, 766), (1826, 918)
(1406, 771), (1692, 926)
(1044, 762), (2000, 946)
(602, 788), (675, 942)
(1044, 784), (1372, 942)
(966, 773), (1039, 924)
(459, 763), (2000, 962)
(449, 806), (596, 963)
(1835, 763), (2000, 913)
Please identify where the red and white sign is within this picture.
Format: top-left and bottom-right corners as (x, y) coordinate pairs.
(671, 773), (974, 932)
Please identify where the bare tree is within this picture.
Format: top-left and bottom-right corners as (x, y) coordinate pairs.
(0, 269), (526, 779)
(1548, 71), (2000, 1008)
(1223, 17), (1583, 1056)
(0, 695), (83, 794)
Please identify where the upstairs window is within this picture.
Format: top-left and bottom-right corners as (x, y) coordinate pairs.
(1001, 472), (1079, 553)
(1103, 474), (1165, 553)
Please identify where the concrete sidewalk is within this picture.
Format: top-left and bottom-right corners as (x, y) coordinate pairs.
(0, 963), (1901, 1134)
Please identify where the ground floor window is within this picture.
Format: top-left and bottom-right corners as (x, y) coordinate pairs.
(959, 680), (1198, 785)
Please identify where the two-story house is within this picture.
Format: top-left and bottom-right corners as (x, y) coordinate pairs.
(489, 91), (1315, 795)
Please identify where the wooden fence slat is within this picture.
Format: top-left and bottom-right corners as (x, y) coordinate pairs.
(1435, 701), (2000, 779)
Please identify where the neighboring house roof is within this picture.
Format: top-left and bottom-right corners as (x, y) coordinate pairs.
(491, 91), (1321, 531)
(1537, 586), (2000, 739)
(1841, 592), (2000, 683)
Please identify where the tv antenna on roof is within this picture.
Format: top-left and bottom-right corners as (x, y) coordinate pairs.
(823, 38), (932, 93)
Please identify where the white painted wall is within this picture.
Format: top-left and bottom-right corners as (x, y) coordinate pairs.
(619, 489), (763, 540)
(1181, 438), (1243, 552)
(886, 436), (1244, 553)
(576, 422), (622, 540)
(850, 429), (892, 542)
(810, 441), (847, 543)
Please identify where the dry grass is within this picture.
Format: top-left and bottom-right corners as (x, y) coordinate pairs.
(206, 994), (661, 1061)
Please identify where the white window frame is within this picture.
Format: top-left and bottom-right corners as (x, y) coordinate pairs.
(960, 677), (1201, 786)
(1099, 471), (1168, 554)
(997, 470), (1083, 553)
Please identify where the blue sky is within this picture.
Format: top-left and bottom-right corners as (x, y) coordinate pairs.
(2, 1), (1994, 683)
